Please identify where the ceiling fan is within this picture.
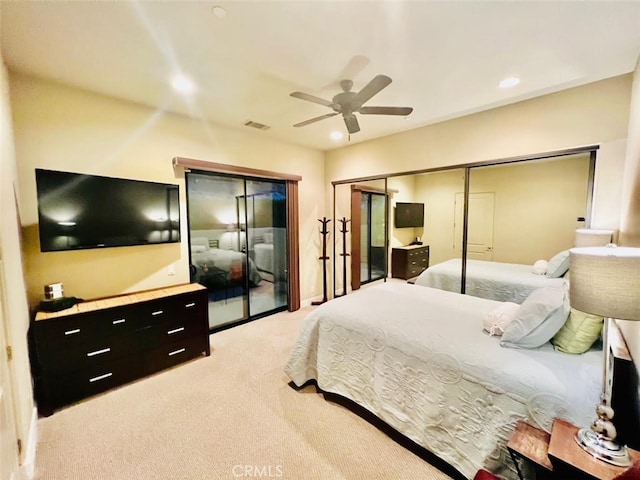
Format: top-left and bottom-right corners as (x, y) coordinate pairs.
(290, 74), (413, 134)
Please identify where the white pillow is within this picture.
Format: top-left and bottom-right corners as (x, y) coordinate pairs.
(546, 250), (570, 278)
(190, 245), (207, 254)
(500, 285), (570, 349)
(483, 302), (520, 336)
(532, 259), (548, 275)
(190, 237), (210, 251)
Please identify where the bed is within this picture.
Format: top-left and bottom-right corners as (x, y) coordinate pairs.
(414, 257), (568, 304)
(190, 237), (263, 289)
(285, 282), (602, 479)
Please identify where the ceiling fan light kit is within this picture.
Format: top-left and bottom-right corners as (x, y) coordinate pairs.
(290, 74), (413, 134)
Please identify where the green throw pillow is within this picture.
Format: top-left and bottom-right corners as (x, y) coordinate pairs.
(551, 308), (603, 354)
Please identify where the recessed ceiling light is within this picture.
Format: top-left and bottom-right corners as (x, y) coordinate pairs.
(171, 73), (196, 96)
(499, 76), (520, 89)
(212, 5), (227, 18)
(330, 131), (344, 141)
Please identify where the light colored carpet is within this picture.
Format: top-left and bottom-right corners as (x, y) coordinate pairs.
(34, 305), (456, 480)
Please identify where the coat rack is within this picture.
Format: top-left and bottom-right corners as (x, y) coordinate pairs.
(335, 217), (350, 298)
(312, 217), (331, 306)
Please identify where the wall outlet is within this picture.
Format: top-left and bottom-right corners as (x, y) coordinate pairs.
(167, 265), (175, 276)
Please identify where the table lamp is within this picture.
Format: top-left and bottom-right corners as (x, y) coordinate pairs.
(569, 245), (640, 467)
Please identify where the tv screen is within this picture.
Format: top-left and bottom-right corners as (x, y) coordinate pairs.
(394, 202), (424, 228)
(36, 169), (180, 252)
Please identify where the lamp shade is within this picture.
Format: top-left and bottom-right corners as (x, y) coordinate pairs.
(574, 228), (616, 247)
(569, 246), (640, 321)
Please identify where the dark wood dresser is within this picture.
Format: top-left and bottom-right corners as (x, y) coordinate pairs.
(391, 245), (430, 280)
(30, 283), (210, 415)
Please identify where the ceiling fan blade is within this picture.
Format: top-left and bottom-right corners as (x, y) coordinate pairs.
(290, 91), (336, 108)
(343, 114), (360, 134)
(359, 106), (413, 116)
(353, 75), (392, 105)
(337, 55), (370, 82)
(293, 112), (339, 128)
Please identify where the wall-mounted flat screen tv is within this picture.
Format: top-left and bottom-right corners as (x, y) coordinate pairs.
(394, 202), (424, 228)
(35, 169), (180, 252)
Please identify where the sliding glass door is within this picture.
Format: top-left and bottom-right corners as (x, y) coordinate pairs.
(360, 191), (386, 284)
(186, 171), (288, 331)
(245, 180), (288, 317)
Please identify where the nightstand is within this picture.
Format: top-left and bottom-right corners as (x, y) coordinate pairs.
(507, 421), (553, 480)
(547, 418), (640, 480)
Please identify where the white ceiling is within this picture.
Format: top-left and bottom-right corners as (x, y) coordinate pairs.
(2, 1), (640, 152)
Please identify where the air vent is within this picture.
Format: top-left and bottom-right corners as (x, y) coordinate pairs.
(243, 120), (270, 131)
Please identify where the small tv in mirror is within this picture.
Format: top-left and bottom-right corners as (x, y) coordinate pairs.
(394, 202), (424, 228)
(36, 169), (180, 252)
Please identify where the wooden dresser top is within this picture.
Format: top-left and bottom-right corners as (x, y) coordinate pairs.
(35, 283), (206, 321)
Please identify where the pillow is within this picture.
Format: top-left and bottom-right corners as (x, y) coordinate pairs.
(551, 308), (603, 354)
(500, 285), (570, 349)
(546, 250), (570, 278)
(190, 237), (210, 251)
(532, 259), (548, 275)
(190, 244), (207, 254)
(483, 302), (520, 336)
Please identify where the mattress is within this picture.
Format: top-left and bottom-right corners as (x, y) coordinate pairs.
(285, 283), (601, 479)
(415, 258), (567, 304)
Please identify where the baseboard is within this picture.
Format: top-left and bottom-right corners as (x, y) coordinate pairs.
(18, 407), (38, 480)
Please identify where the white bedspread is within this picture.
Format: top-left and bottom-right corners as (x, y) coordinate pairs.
(285, 283), (601, 479)
(415, 258), (567, 304)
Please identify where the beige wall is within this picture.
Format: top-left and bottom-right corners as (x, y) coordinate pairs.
(468, 155), (590, 263)
(1, 61), (36, 476)
(10, 73), (326, 307)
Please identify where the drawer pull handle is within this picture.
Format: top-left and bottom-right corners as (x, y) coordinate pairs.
(168, 348), (186, 356)
(112, 319), (126, 325)
(167, 327), (185, 335)
(185, 302), (196, 308)
(152, 310), (164, 316)
(89, 372), (112, 383)
(87, 348), (111, 357)
(64, 328), (80, 336)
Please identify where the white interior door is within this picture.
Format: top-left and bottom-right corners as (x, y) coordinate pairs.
(0, 260), (20, 480)
(454, 192), (495, 260)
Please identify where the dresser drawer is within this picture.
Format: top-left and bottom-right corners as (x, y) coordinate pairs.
(40, 356), (143, 407)
(37, 334), (139, 375)
(407, 247), (429, 260)
(145, 336), (209, 375)
(34, 305), (145, 348)
(142, 315), (208, 346)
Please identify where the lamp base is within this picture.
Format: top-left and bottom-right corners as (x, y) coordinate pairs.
(575, 428), (632, 467)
